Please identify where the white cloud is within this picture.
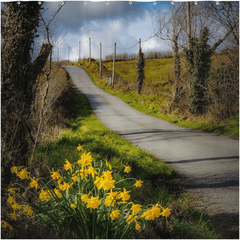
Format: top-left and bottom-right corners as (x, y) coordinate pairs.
(53, 9), (171, 61)
(109, 20), (123, 33)
(142, 38), (164, 52)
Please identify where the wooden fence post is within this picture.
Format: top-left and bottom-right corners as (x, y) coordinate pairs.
(112, 42), (116, 86)
(89, 38), (91, 65)
(100, 42), (102, 78)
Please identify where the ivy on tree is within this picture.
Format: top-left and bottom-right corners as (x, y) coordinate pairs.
(136, 46), (145, 94)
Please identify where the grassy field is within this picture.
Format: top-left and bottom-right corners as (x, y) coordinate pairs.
(76, 58), (239, 139)
(104, 58), (173, 84)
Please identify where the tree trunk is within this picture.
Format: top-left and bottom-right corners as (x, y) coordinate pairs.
(1, 2), (52, 184)
(171, 34), (181, 110)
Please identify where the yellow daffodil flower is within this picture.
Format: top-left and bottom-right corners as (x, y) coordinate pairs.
(10, 166), (19, 175)
(104, 196), (114, 207)
(72, 174), (79, 182)
(50, 169), (61, 180)
(94, 176), (103, 189)
(85, 196), (102, 209)
(141, 204), (161, 220)
(107, 189), (118, 198)
(59, 182), (72, 191)
(81, 194), (89, 202)
(77, 152), (93, 167)
(126, 214), (137, 224)
(134, 180), (143, 188)
(124, 166), (131, 173)
(102, 179), (116, 191)
(131, 204), (142, 214)
(110, 210), (120, 220)
(118, 188), (131, 201)
(17, 168), (30, 180)
(141, 209), (153, 220)
(64, 160), (73, 172)
(77, 144), (84, 151)
(7, 188), (18, 195)
(161, 207), (172, 218)
(86, 166), (97, 178)
(39, 189), (50, 202)
(104, 189), (118, 207)
(54, 188), (62, 198)
(10, 202), (22, 210)
(22, 205), (34, 216)
(101, 170), (113, 180)
(7, 195), (16, 205)
(1, 220), (13, 230)
(29, 177), (39, 189)
(151, 204), (161, 219)
(70, 204), (76, 209)
(106, 161), (112, 170)
(135, 222), (141, 231)
(7, 212), (19, 221)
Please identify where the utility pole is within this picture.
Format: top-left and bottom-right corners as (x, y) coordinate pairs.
(139, 38), (141, 51)
(79, 41), (81, 62)
(89, 37), (91, 65)
(100, 42), (102, 78)
(112, 42), (116, 86)
(68, 45), (70, 62)
(57, 47), (59, 62)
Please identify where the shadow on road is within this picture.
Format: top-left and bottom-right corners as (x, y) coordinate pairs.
(187, 179), (239, 189)
(164, 156), (239, 164)
(118, 128), (212, 143)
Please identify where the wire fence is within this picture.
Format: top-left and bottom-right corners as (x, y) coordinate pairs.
(50, 32), (174, 62)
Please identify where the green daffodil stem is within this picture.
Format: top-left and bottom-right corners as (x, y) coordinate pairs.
(115, 178), (135, 185)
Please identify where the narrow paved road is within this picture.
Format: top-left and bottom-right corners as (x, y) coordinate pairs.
(64, 66), (239, 221)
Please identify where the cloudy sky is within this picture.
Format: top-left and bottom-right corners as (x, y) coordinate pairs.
(37, 1), (172, 61)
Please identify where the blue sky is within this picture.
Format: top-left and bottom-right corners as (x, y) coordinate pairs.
(39, 1), (172, 61)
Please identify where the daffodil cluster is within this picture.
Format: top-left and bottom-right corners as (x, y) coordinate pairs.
(4, 144), (171, 238)
(4, 185), (34, 231)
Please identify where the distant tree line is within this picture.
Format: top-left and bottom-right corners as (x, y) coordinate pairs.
(104, 50), (173, 61)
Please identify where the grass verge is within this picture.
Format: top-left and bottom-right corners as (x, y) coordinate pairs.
(32, 81), (222, 238)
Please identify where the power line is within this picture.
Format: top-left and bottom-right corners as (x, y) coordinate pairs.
(117, 42), (139, 51)
(102, 43), (115, 48)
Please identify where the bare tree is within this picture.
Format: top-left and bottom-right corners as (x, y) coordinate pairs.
(154, 3), (186, 109)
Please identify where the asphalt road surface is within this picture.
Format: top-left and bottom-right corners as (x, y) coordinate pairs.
(64, 66), (239, 221)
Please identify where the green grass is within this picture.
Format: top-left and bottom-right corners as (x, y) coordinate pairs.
(34, 92), (175, 180)
(68, 78), (74, 85)
(76, 60), (239, 140)
(32, 82), (222, 239)
(104, 58), (173, 84)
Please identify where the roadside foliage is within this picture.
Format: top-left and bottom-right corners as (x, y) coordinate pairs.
(4, 145), (172, 239)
